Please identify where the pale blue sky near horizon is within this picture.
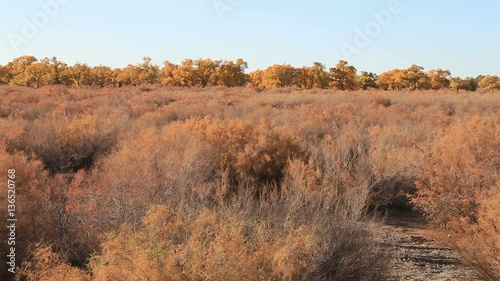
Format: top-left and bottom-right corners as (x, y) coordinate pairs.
(0, 0), (499, 77)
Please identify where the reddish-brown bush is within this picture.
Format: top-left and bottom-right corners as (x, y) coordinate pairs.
(413, 116), (500, 280)
(0, 149), (69, 279)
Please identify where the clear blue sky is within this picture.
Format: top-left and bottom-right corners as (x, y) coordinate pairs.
(1, 0), (499, 77)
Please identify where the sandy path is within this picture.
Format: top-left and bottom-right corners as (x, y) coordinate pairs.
(380, 211), (481, 281)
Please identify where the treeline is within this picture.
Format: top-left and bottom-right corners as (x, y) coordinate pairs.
(1, 56), (499, 91)
(0, 56), (247, 89)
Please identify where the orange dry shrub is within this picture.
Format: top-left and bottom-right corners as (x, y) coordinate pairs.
(85, 117), (304, 234)
(17, 243), (90, 281)
(309, 222), (389, 281)
(452, 186), (500, 281)
(180, 210), (275, 281)
(279, 158), (391, 281)
(312, 130), (374, 220)
(280, 102), (422, 211)
(19, 202), (389, 281)
(63, 169), (103, 265)
(0, 149), (68, 279)
(6, 113), (120, 173)
(87, 205), (383, 281)
(84, 127), (215, 234)
(89, 205), (185, 281)
(272, 226), (318, 280)
(291, 122), (392, 218)
(413, 116), (500, 280)
(367, 125), (421, 208)
(368, 95), (392, 108)
(413, 117), (499, 224)
(173, 117), (305, 187)
(89, 206), (276, 281)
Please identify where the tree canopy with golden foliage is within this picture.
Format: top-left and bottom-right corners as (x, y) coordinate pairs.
(0, 56), (498, 92)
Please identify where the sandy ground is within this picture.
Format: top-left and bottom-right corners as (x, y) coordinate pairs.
(380, 210), (481, 281)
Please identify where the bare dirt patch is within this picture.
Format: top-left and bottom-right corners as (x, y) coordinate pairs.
(380, 210), (481, 281)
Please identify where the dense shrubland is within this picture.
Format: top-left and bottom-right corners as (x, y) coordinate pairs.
(0, 85), (498, 280)
(413, 117), (500, 280)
